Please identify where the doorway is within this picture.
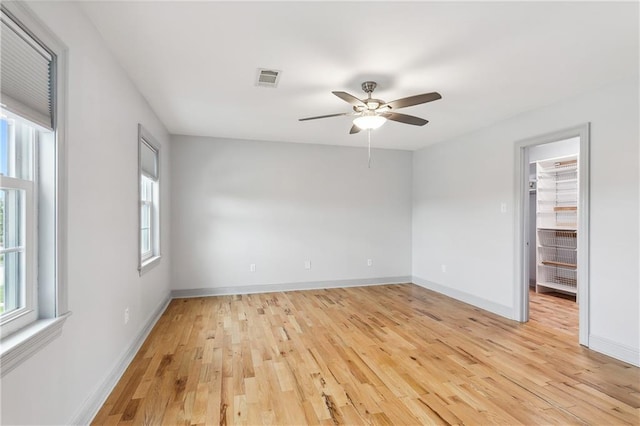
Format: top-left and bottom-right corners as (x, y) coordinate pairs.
(514, 124), (590, 346)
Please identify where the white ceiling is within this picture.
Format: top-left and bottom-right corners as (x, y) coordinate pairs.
(79, 1), (638, 150)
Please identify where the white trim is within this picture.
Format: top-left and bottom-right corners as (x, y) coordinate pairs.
(576, 126), (590, 346)
(0, 175), (34, 189)
(589, 335), (640, 367)
(171, 276), (412, 299)
(53, 22), (69, 317)
(513, 123), (590, 346)
(139, 254), (161, 275)
(68, 294), (171, 426)
(412, 276), (513, 319)
(0, 312), (71, 377)
(514, 137), (530, 323)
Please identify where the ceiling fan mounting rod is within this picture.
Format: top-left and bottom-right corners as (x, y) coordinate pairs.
(361, 81), (377, 98)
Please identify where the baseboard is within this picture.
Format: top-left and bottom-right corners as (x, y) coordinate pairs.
(68, 293), (172, 425)
(171, 276), (412, 299)
(589, 335), (640, 367)
(411, 276), (513, 319)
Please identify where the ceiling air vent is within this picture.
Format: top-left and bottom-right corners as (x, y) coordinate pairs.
(256, 68), (281, 88)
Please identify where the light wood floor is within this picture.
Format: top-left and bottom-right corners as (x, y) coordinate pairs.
(93, 284), (639, 425)
(529, 289), (579, 338)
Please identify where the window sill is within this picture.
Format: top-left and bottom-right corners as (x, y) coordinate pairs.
(139, 254), (161, 275)
(1, 311), (72, 377)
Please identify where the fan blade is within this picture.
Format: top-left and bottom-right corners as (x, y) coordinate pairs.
(349, 124), (362, 134)
(299, 112), (350, 121)
(383, 92), (441, 110)
(381, 112), (428, 126)
(333, 91), (367, 107)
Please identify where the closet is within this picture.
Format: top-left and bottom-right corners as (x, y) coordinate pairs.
(527, 136), (580, 296)
(535, 155), (578, 295)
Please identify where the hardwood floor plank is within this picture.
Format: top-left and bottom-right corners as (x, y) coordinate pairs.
(417, 392), (464, 425)
(400, 396), (448, 425)
(92, 284), (640, 425)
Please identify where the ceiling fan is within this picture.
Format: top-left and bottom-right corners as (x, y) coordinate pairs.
(299, 81), (441, 134)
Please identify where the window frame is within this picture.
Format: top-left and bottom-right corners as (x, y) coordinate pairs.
(0, 2), (70, 377)
(138, 124), (161, 275)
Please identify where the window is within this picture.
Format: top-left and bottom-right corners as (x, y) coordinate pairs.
(0, 116), (37, 337)
(140, 175), (154, 261)
(138, 124), (160, 274)
(0, 4), (68, 375)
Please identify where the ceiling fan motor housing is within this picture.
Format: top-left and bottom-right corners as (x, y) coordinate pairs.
(354, 100), (384, 112)
(361, 81), (377, 94)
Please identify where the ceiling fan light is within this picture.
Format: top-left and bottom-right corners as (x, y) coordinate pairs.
(353, 114), (386, 130)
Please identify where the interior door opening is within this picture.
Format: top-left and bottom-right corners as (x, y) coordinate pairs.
(514, 123), (590, 347)
(527, 138), (580, 339)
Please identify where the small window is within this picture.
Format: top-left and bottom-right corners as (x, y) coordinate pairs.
(138, 124), (160, 274)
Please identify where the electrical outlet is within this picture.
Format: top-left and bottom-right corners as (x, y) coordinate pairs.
(304, 260), (311, 270)
(124, 308), (130, 325)
(441, 264), (447, 273)
(367, 259), (373, 267)
(250, 263), (256, 272)
(500, 202), (507, 213)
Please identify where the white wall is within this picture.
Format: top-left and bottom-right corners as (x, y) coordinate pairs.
(529, 136), (579, 163)
(170, 136), (412, 293)
(413, 76), (639, 363)
(1, 2), (172, 424)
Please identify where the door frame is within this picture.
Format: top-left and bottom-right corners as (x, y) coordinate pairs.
(513, 123), (590, 346)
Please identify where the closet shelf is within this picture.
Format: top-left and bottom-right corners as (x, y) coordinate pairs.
(538, 246), (577, 265)
(536, 281), (578, 294)
(539, 159), (577, 170)
(553, 206), (577, 212)
(538, 229), (578, 250)
(538, 168), (577, 176)
(541, 260), (577, 269)
(537, 177), (578, 183)
(538, 264), (577, 286)
(537, 187), (577, 193)
(538, 201), (578, 208)
(554, 159), (577, 166)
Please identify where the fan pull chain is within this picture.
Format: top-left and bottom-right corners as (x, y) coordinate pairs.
(367, 129), (371, 168)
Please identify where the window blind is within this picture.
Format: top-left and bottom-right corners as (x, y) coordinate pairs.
(1, 9), (54, 130)
(140, 139), (159, 181)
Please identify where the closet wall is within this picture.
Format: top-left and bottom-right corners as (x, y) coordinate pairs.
(529, 164), (537, 286)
